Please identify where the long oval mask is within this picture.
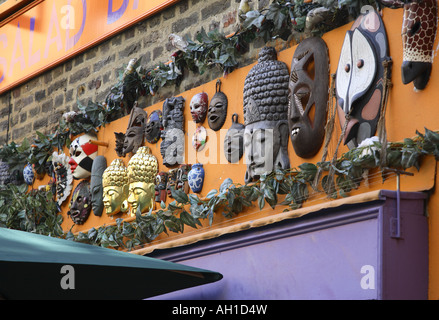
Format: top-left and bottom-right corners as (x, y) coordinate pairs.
(208, 80), (228, 131)
(335, 8), (390, 148)
(289, 37), (329, 158)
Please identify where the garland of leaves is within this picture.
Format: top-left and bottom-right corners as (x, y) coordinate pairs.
(0, 0), (422, 249)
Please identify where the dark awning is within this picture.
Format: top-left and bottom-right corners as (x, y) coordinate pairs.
(0, 228), (222, 300)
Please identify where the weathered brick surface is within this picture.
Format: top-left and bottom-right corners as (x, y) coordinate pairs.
(0, 0), (277, 144)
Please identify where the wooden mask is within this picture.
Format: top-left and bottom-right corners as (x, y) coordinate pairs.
(208, 80), (228, 131)
(160, 97), (185, 167)
(123, 104), (147, 156)
(378, 0), (437, 90)
(289, 37), (329, 158)
(145, 110), (163, 144)
(335, 8), (390, 148)
(68, 180), (92, 225)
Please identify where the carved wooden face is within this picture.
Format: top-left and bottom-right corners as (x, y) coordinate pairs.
(90, 156), (106, 217)
(224, 114), (245, 164)
(208, 90), (228, 131)
(400, 0), (437, 90)
(68, 181), (91, 225)
(123, 107), (147, 155)
(145, 110), (163, 144)
(190, 92), (208, 123)
(288, 37), (329, 158)
(335, 9), (390, 148)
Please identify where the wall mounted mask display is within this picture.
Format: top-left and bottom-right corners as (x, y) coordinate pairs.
(90, 156), (107, 217)
(243, 46), (290, 183)
(127, 147), (158, 215)
(224, 114), (245, 163)
(188, 163), (205, 193)
(67, 180), (92, 225)
(116, 103), (148, 157)
(69, 133), (99, 179)
(190, 92), (208, 123)
(155, 172), (168, 203)
(208, 80), (228, 131)
(52, 152), (73, 207)
(192, 126), (207, 152)
(378, 0), (437, 90)
(145, 110), (163, 144)
(176, 164), (192, 194)
(102, 159), (129, 217)
(160, 96), (185, 167)
(335, 8), (391, 148)
(289, 37), (329, 158)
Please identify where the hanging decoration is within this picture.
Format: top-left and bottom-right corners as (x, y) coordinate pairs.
(155, 172), (168, 204)
(288, 36), (330, 158)
(90, 156), (107, 217)
(243, 46), (290, 183)
(378, 0), (437, 90)
(335, 7), (391, 149)
(190, 92), (209, 124)
(188, 163), (205, 193)
(224, 114), (245, 164)
(192, 126), (207, 152)
(160, 96), (185, 167)
(102, 159), (129, 217)
(68, 133), (99, 180)
(208, 80), (228, 131)
(52, 151), (73, 207)
(145, 110), (163, 144)
(67, 180), (92, 225)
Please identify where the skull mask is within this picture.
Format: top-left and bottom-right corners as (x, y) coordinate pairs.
(289, 37), (329, 158)
(68, 133), (99, 179)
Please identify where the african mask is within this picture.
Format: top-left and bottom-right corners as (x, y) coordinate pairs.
(127, 147), (158, 215)
(90, 156), (107, 217)
(378, 0), (437, 90)
(335, 8), (391, 148)
(102, 159), (129, 217)
(176, 164), (191, 194)
(155, 172), (168, 203)
(145, 110), (163, 144)
(167, 168), (178, 197)
(68, 133), (99, 179)
(190, 92), (208, 123)
(160, 96), (185, 167)
(224, 114), (245, 163)
(122, 103), (148, 156)
(243, 47), (290, 183)
(289, 37), (329, 158)
(68, 180), (92, 225)
(208, 80), (228, 131)
(52, 152), (73, 206)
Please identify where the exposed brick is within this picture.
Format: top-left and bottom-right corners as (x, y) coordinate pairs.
(201, 0), (231, 20)
(172, 12), (199, 33)
(69, 67), (91, 84)
(33, 117), (48, 131)
(35, 90), (46, 102)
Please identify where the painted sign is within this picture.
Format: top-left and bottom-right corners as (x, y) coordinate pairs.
(0, 0), (180, 94)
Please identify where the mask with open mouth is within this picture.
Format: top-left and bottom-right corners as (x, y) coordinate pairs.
(335, 8), (391, 148)
(208, 80), (228, 131)
(288, 36), (329, 158)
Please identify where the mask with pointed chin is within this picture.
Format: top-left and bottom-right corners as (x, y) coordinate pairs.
(335, 9), (390, 148)
(68, 133), (99, 179)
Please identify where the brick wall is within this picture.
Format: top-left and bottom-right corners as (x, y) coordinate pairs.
(0, 0), (275, 145)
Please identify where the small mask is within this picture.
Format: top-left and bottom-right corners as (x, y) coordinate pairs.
(68, 133), (98, 180)
(190, 92), (208, 123)
(90, 156), (107, 217)
(145, 110), (163, 144)
(289, 36), (329, 158)
(160, 97), (185, 167)
(335, 9), (390, 148)
(123, 104), (148, 156)
(208, 80), (228, 131)
(68, 180), (92, 225)
(192, 126), (207, 152)
(155, 172), (168, 203)
(224, 114), (245, 163)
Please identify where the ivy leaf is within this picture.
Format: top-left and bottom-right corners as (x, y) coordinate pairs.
(220, 178), (233, 193)
(180, 210), (198, 229)
(243, 10), (265, 29)
(266, 2), (288, 30)
(171, 188), (189, 204)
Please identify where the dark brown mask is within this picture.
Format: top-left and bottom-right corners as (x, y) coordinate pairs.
(208, 80), (228, 131)
(289, 37), (329, 158)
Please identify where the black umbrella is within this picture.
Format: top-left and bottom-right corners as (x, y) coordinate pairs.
(0, 228), (222, 300)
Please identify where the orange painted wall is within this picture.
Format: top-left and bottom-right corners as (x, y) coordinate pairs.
(30, 7), (439, 298)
